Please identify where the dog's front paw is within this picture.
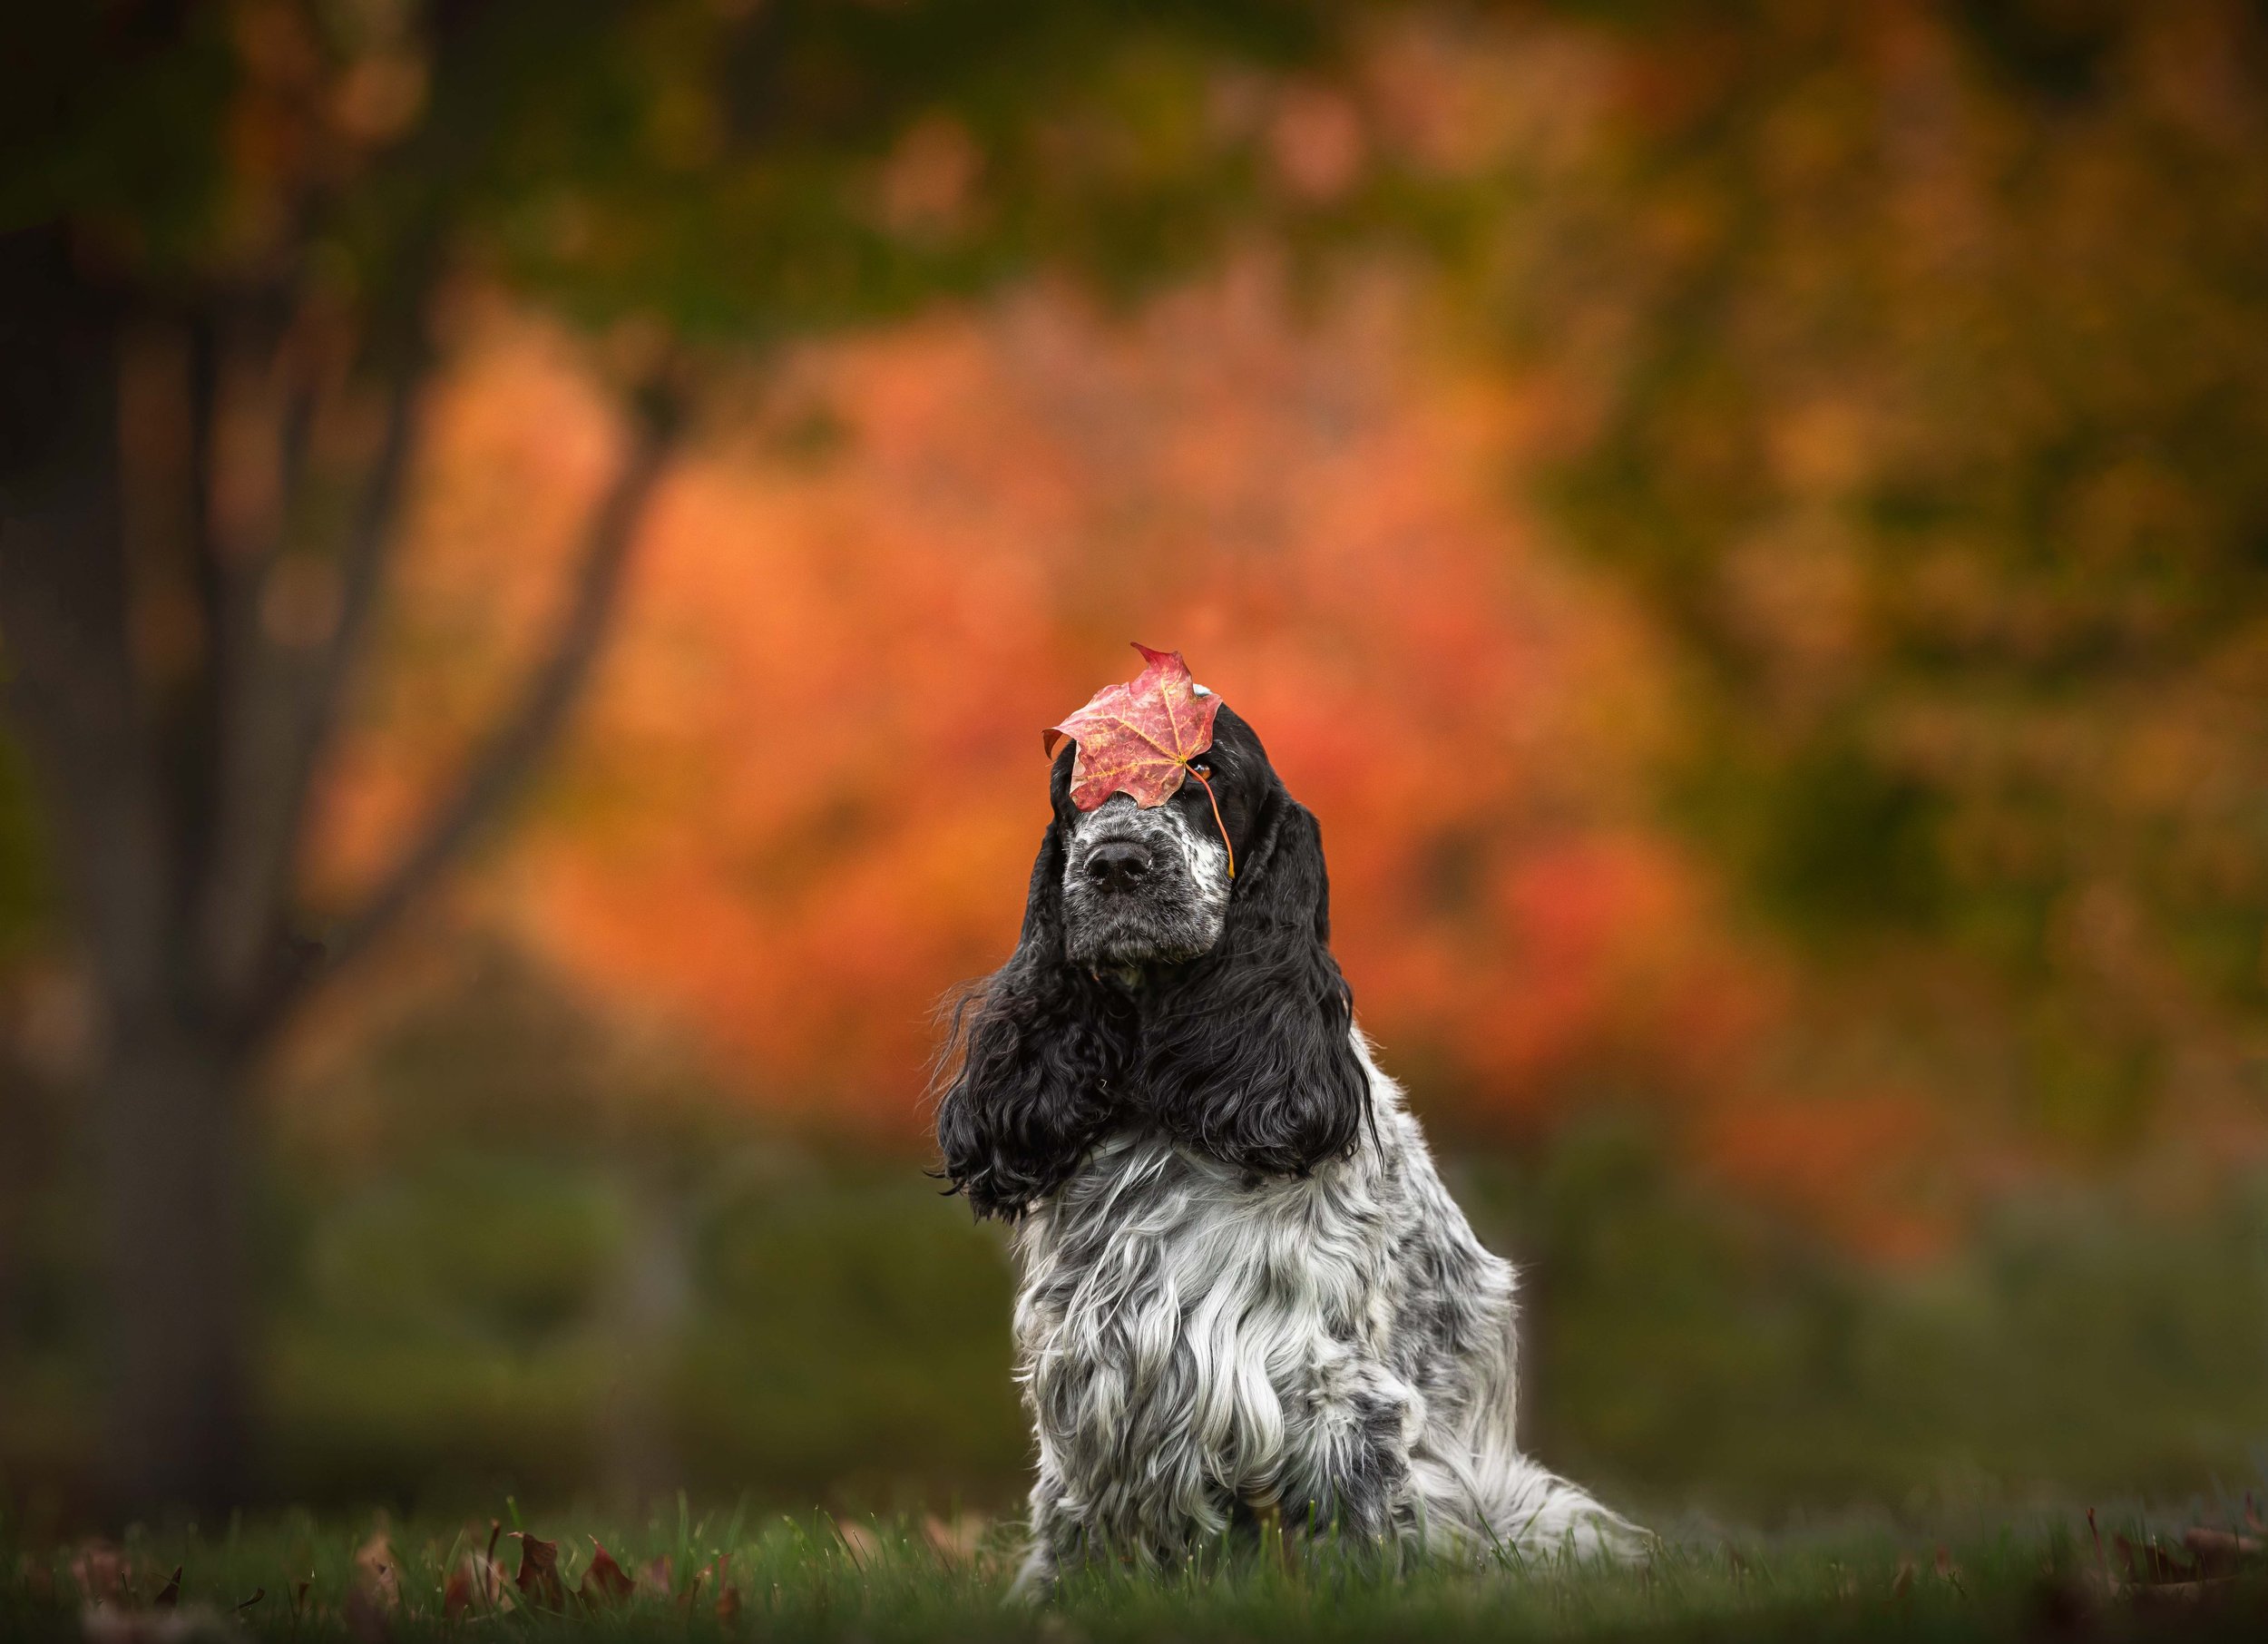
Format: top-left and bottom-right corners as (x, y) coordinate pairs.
(1006, 1543), (1060, 1604)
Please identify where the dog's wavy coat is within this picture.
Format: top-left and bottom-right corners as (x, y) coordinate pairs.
(938, 701), (1642, 1589)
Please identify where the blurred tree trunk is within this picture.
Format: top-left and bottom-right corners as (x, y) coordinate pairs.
(0, 221), (679, 1516)
(0, 224), (243, 1512)
(99, 1032), (250, 1510)
(598, 1182), (691, 1508)
(0, 1029), (57, 1398)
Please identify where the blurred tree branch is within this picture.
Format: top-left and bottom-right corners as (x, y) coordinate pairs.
(199, 261), (444, 1020)
(269, 366), (686, 1023)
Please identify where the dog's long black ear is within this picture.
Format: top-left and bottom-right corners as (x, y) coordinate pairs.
(1139, 787), (1370, 1176)
(935, 820), (1123, 1219)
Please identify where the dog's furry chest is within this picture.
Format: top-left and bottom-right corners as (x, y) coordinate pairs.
(1008, 1125), (1439, 1548)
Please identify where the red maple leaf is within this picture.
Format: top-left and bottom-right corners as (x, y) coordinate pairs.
(1044, 643), (1235, 873)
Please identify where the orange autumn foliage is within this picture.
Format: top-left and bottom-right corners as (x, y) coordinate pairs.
(315, 265), (1931, 1248)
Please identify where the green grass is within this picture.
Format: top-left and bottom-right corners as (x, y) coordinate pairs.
(8, 1502), (2268, 1641)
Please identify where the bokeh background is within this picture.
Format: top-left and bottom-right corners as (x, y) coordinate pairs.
(5, 0), (2268, 1531)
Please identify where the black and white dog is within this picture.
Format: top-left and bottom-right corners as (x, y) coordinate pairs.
(936, 692), (1643, 1589)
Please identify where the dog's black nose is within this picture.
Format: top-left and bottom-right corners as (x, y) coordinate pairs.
(1084, 839), (1154, 890)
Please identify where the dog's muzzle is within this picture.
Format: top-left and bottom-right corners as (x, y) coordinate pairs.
(1061, 798), (1230, 969)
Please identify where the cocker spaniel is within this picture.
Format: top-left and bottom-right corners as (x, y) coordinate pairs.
(936, 655), (1644, 1590)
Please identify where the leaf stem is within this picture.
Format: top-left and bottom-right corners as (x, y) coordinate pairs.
(1188, 766), (1235, 879)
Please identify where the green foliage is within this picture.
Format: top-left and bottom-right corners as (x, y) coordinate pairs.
(4, 0), (1371, 340)
(254, 1154), (1026, 1511)
(1464, 1121), (2268, 1514)
(0, 5), (235, 249)
(10, 1103), (2264, 1518)
(301, 1160), (630, 1346)
(1674, 729), (1950, 946)
(670, 1178), (1025, 1504)
(1503, 2), (2268, 1135)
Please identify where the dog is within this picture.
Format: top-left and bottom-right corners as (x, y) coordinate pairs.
(936, 680), (1644, 1590)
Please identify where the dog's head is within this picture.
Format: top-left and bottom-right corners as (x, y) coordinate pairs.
(1055, 696), (1255, 972)
(935, 689), (1370, 1220)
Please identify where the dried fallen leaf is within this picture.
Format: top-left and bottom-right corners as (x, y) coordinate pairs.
(1044, 645), (1233, 870)
(152, 1568), (181, 1610)
(443, 1554), (512, 1620)
(580, 1540), (636, 1607)
(2138, 1581), (2216, 1605)
(513, 1533), (564, 1610)
(2116, 1533), (2197, 1587)
(352, 1533), (399, 1613)
(70, 1541), (130, 1604)
(80, 1600), (232, 1643)
(2184, 1526), (2265, 1579)
(640, 1554), (675, 1600)
(710, 1555), (739, 1623)
(2077, 1514), (2254, 1610)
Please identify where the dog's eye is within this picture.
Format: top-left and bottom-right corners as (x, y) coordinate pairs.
(1190, 760), (1212, 778)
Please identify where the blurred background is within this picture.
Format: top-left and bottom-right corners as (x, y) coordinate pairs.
(5, 0), (2267, 1531)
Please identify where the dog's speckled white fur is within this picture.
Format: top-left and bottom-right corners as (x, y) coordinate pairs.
(1008, 1032), (1646, 1590)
